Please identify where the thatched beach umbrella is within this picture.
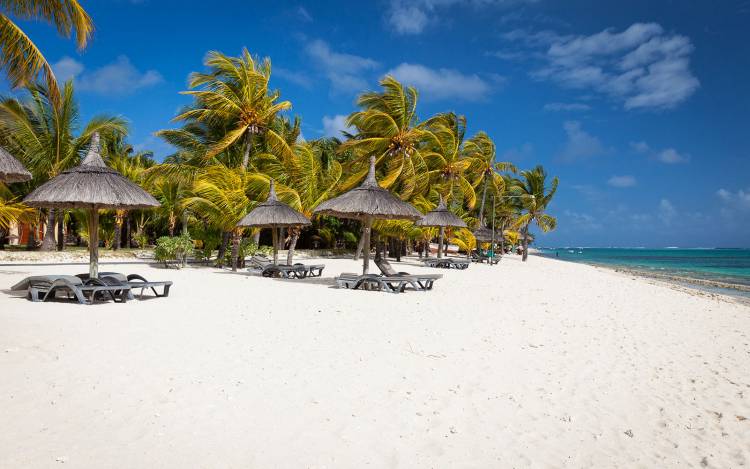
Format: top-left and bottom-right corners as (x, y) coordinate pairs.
(416, 195), (467, 259)
(314, 155), (421, 274)
(0, 146), (32, 183)
(473, 225), (497, 243)
(237, 179), (311, 264)
(23, 133), (159, 278)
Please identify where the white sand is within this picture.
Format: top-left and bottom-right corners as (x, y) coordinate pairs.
(1, 255), (749, 468)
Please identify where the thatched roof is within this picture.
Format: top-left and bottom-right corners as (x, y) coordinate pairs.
(238, 179), (311, 228)
(0, 146), (32, 183)
(23, 133), (159, 210)
(473, 225), (499, 242)
(313, 156), (421, 221)
(416, 196), (467, 228)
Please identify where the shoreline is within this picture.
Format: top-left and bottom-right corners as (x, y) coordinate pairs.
(534, 253), (750, 302)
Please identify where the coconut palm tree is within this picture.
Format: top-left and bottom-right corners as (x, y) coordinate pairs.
(0, 0), (93, 105)
(175, 49), (292, 170)
(0, 81), (127, 250)
(0, 183), (34, 231)
(509, 165), (558, 261)
(422, 113), (476, 209)
(341, 75), (432, 200)
(107, 143), (154, 249)
(254, 142), (342, 264)
(185, 165), (267, 271)
(463, 131), (515, 224)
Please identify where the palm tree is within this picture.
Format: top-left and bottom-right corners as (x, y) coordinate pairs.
(463, 131), (515, 224)
(107, 143), (154, 249)
(185, 165), (267, 271)
(0, 1), (93, 105)
(341, 75), (432, 200)
(175, 49), (292, 170)
(255, 142), (342, 263)
(509, 165), (558, 261)
(422, 113), (476, 209)
(0, 81), (127, 250)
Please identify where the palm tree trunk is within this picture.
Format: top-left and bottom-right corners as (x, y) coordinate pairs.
(216, 231), (230, 267)
(521, 224), (529, 262)
(361, 217), (372, 274)
(252, 229), (260, 245)
(56, 209), (65, 251)
(241, 130), (252, 170)
(41, 209), (56, 251)
(26, 220), (36, 249)
(113, 211), (124, 251)
(286, 230), (299, 265)
(478, 173), (489, 224)
(272, 227), (279, 265)
(354, 227), (365, 260)
(437, 226), (445, 259)
(124, 216), (131, 248)
(181, 210), (189, 235)
(231, 230), (241, 271)
(499, 220), (506, 255)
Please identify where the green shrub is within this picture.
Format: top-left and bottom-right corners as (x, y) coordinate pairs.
(154, 234), (195, 268)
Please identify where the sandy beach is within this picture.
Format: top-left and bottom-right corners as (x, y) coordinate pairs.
(1, 254), (749, 468)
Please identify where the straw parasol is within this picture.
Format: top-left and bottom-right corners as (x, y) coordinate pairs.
(237, 179), (311, 264)
(416, 195), (467, 259)
(23, 133), (159, 278)
(0, 146), (32, 183)
(473, 224), (499, 243)
(314, 155), (421, 274)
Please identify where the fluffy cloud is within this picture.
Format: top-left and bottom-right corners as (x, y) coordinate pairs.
(53, 55), (162, 95)
(305, 39), (379, 92)
(322, 115), (354, 138)
(630, 141), (690, 164)
(543, 102), (591, 112)
(658, 198), (676, 225)
(559, 120), (606, 162)
(657, 148), (690, 164)
(717, 188), (750, 210)
(505, 23), (699, 110)
(607, 175), (637, 188)
(273, 66), (312, 88)
(563, 210), (603, 231)
(387, 63), (493, 101)
(387, 0), (537, 35)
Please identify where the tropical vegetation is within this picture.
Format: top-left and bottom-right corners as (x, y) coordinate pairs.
(0, 44), (558, 264)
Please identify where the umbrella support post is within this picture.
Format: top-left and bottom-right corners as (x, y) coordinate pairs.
(437, 226), (445, 259)
(272, 226), (279, 265)
(362, 217), (372, 275)
(88, 209), (99, 279)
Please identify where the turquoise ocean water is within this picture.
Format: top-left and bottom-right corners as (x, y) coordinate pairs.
(536, 248), (750, 293)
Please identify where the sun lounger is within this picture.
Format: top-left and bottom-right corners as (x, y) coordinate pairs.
(374, 258), (442, 291)
(423, 258), (470, 269)
(11, 275), (131, 305)
(248, 255), (324, 279)
(471, 251), (499, 265)
(335, 273), (415, 293)
(77, 272), (172, 299)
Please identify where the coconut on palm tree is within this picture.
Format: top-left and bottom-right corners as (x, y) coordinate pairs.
(175, 49), (292, 170)
(509, 165), (558, 261)
(340, 75), (432, 200)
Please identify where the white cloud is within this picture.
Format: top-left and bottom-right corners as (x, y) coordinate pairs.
(658, 198), (676, 225)
(273, 66), (312, 88)
(296, 6), (312, 22)
(543, 102), (590, 112)
(387, 0), (538, 35)
(559, 120), (606, 162)
(608, 175), (637, 188)
(507, 23), (699, 110)
(53, 55), (162, 95)
(630, 141), (690, 164)
(657, 148), (690, 164)
(305, 39), (379, 92)
(629, 140), (651, 153)
(322, 115), (354, 138)
(563, 209), (603, 231)
(716, 188), (750, 210)
(387, 63), (493, 101)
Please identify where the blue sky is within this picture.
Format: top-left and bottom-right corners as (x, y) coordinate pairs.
(6, 0), (750, 247)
